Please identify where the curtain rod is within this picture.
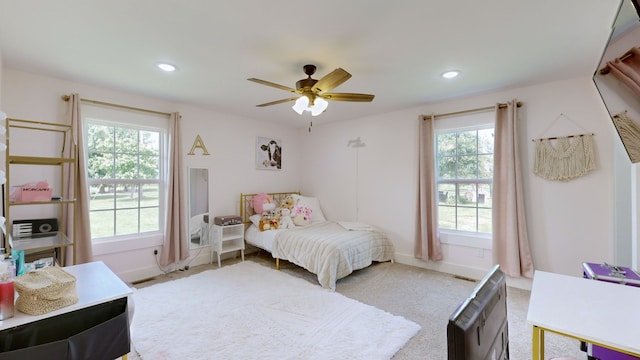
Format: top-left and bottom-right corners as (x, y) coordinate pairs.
(61, 95), (172, 117)
(422, 101), (522, 120)
(599, 48), (635, 75)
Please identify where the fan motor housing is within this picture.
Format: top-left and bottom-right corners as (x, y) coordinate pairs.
(296, 77), (318, 91)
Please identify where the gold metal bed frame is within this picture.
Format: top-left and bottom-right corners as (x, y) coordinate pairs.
(239, 191), (300, 270)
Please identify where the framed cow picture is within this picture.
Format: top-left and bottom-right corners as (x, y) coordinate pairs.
(256, 136), (282, 170)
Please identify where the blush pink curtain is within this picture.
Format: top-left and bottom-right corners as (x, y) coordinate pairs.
(493, 100), (534, 278)
(607, 47), (640, 98)
(415, 115), (443, 261)
(160, 113), (189, 266)
(65, 93), (93, 265)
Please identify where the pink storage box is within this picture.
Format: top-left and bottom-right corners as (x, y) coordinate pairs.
(9, 181), (53, 203)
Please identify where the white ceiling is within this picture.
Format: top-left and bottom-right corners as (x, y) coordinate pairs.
(0, 0), (625, 127)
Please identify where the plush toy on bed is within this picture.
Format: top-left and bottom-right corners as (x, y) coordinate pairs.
(292, 204), (312, 226)
(280, 195), (295, 211)
(259, 210), (279, 231)
(252, 192), (276, 214)
(278, 207), (295, 229)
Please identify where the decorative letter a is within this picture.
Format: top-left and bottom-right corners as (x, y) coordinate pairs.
(188, 134), (210, 155)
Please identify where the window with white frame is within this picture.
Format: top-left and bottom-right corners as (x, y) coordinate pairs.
(435, 115), (494, 234)
(83, 106), (168, 241)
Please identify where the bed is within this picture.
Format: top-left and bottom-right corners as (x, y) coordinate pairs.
(240, 191), (395, 290)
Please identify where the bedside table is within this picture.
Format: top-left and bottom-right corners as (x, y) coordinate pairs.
(210, 223), (245, 267)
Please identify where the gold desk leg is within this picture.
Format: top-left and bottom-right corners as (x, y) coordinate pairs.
(122, 355), (128, 360)
(532, 326), (544, 360)
(276, 258), (280, 270)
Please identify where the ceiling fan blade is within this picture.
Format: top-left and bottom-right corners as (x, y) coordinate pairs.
(322, 93), (375, 102)
(311, 68), (352, 94)
(256, 97), (299, 107)
(247, 78), (298, 93)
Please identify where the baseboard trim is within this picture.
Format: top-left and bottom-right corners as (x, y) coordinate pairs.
(117, 249), (531, 291)
(394, 253), (532, 291)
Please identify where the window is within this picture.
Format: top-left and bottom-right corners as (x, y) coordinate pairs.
(83, 106), (168, 242)
(436, 126), (493, 234)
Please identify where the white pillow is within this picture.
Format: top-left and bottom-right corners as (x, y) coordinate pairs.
(249, 214), (262, 227)
(291, 194), (326, 223)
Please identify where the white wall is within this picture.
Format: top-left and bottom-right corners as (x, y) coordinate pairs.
(301, 77), (618, 285)
(1, 66), (623, 287)
(1, 68), (302, 282)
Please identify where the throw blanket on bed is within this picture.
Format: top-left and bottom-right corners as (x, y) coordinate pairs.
(272, 221), (395, 290)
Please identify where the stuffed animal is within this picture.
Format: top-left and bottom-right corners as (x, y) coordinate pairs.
(278, 208), (295, 229)
(252, 192), (276, 214)
(292, 204), (312, 226)
(258, 210), (279, 231)
(280, 195), (295, 211)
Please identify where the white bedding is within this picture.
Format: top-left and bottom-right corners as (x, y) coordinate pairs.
(245, 221), (395, 290)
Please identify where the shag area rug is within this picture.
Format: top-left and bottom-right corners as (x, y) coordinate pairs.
(130, 261), (420, 360)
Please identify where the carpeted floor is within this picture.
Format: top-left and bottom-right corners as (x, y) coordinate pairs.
(131, 261), (419, 359)
(132, 250), (587, 359)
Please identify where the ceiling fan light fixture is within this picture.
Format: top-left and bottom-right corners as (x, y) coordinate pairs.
(292, 96), (310, 115)
(311, 97), (328, 116)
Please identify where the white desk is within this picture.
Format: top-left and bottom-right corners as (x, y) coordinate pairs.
(527, 270), (640, 359)
(0, 261), (132, 359)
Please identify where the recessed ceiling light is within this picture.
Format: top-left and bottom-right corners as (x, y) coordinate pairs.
(157, 63), (177, 72)
(442, 70), (460, 79)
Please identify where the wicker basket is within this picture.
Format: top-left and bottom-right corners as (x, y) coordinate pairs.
(14, 266), (78, 315)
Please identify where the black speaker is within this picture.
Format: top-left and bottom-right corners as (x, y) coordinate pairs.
(12, 218), (59, 237)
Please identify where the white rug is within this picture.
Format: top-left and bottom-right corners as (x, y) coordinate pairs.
(130, 261), (420, 360)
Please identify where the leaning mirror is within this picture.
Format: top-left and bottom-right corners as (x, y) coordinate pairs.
(188, 168), (210, 249)
(593, 0), (640, 162)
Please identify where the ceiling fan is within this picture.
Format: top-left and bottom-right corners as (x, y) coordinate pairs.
(247, 64), (375, 116)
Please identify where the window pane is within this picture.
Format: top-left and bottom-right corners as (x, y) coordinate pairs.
(478, 208), (492, 233)
(457, 155), (477, 179)
(438, 184), (455, 203)
(140, 184), (159, 207)
(140, 207), (159, 232)
(478, 183), (492, 207)
(478, 128), (494, 154)
(458, 183), (477, 204)
(437, 133), (456, 156)
(90, 210), (114, 238)
(90, 185), (115, 211)
(438, 156), (457, 179)
(115, 154), (138, 179)
(438, 205), (456, 230)
(116, 209), (139, 235)
(456, 207), (477, 232)
(141, 130), (160, 155)
(115, 128), (138, 154)
(477, 154), (493, 179)
(88, 124), (114, 153)
(456, 131), (477, 155)
(88, 152), (114, 179)
(139, 155), (160, 179)
(115, 183), (139, 209)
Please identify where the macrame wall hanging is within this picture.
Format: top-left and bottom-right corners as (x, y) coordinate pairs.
(532, 113), (596, 181)
(612, 111), (640, 163)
